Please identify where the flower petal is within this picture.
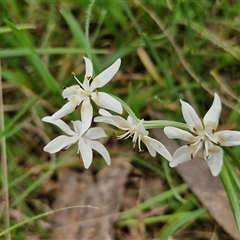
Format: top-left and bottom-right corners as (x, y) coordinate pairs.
(42, 117), (77, 136)
(94, 114), (130, 130)
(143, 140), (156, 157)
(51, 101), (77, 120)
(205, 144), (223, 176)
(91, 92), (123, 114)
(164, 126), (196, 142)
(212, 130), (240, 146)
(180, 99), (204, 134)
(85, 139), (111, 165)
(85, 127), (107, 139)
(203, 93), (221, 133)
(169, 145), (194, 167)
(72, 120), (82, 135)
(136, 119), (149, 136)
(83, 57), (93, 80)
(80, 98), (93, 135)
(90, 58), (121, 90)
(44, 135), (78, 153)
(62, 85), (81, 100)
(78, 138), (93, 169)
(143, 136), (172, 161)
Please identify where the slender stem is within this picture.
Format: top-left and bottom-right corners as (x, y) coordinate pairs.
(0, 205), (99, 237)
(0, 60), (11, 240)
(112, 94), (189, 131)
(85, 0), (95, 61)
(143, 120), (189, 131)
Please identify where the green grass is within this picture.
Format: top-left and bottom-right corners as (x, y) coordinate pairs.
(1, 1), (240, 239)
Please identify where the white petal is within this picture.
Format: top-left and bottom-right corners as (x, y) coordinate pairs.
(164, 127), (196, 142)
(83, 57), (93, 80)
(51, 101), (77, 120)
(72, 120), (82, 135)
(44, 135), (78, 153)
(136, 119), (149, 136)
(98, 109), (112, 116)
(213, 130), (240, 146)
(42, 117), (76, 136)
(85, 127), (107, 139)
(78, 138), (93, 169)
(143, 136), (172, 161)
(180, 100), (204, 134)
(169, 145), (194, 167)
(91, 92), (123, 114)
(205, 144), (223, 176)
(203, 93), (221, 132)
(127, 115), (135, 126)
(85, 139), (111, 165)
(90, 58), (121, 90)
(143, 140), (157, 157)
(62, 85), (81, 99)
(94, 114), (130, 130)
(80, 98), (93, 135)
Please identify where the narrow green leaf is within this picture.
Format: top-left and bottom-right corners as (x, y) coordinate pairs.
(119, 184), (188, 220)
(220, 162), (240, 232)
(0, 94), (45, 140)
(5, 20), (60, 92)
(223, 146), (240, 170)
(159, 209), (207, 239)
(0, 205), (99, 237)
(0, 48), (108, 58)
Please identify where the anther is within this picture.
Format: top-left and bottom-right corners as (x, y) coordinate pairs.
(71, 71), (76, 76)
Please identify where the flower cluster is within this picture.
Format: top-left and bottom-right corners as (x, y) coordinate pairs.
(42, 57), (240, 176)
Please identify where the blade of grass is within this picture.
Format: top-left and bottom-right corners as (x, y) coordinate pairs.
(220, 160), (240, 232)
(223, 146), (240, 171)
(119, 0), (176, 94)
(59, 6), (100, 73)
(159, 209), (207, 239)
(0, 205), (99, 237)
(0, 93), (46, 140)
(0, 48), (107, 58)
(9, 149), (75, 208)
(162, 160), (185, 202)
(0, 60), (11, 240)
(0, 24), (35, 34)
(180, 20), (240, 60)
(119, 183), (188, 220)
(5, 20), (60, 93)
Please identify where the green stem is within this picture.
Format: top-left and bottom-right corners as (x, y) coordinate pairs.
(144, 120), (189, 131)
(85, 0), (95, 61)
(112, 95), (189, 130)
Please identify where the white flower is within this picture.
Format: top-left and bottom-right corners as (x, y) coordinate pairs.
(94, 109), (172, 161)
(164, 93), (240, 176)
(50, 57), (123, 135)
(42, 116), (111, 169)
